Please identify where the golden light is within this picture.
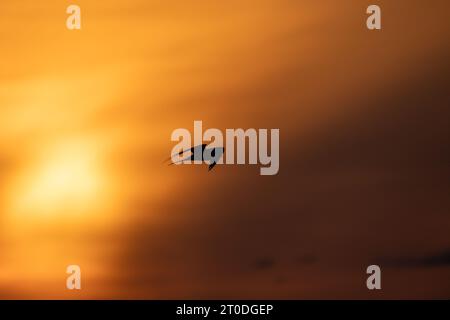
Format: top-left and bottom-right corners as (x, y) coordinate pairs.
(7, 139), (107, 221)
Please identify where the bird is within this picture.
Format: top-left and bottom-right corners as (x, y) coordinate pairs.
(165, 144), (224, 171)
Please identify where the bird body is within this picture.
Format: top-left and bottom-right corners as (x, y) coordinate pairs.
(166, 144), (224, 171)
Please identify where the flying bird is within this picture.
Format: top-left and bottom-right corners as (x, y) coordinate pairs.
(165, 144), (224, 171)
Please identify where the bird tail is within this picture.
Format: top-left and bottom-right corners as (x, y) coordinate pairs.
(163, 148), (187, 165)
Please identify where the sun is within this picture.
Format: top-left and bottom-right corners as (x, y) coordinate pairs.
(9, 140), (106, 220)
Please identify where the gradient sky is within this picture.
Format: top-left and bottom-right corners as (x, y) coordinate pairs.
(0, 0), (449, 298)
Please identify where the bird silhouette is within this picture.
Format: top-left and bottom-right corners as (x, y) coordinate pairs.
(165, 144), (224, 171)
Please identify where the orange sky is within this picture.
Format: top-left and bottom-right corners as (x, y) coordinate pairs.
(0, 0), (449, 298)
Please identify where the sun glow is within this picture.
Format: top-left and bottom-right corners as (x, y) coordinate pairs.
(8, 140), (107, 220)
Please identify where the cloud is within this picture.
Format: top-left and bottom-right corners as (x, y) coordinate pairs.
(382, 249), (450, 268)
(252, 258), (276, 270)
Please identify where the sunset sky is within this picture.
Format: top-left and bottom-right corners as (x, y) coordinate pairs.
(0, 0), (449, 298)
